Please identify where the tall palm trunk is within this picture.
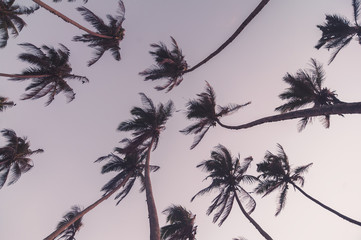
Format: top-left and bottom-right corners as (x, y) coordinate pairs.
(234, 192), (273, 240)
(144, 137), (161, 240)
(291, 182), (361, 227)
(217, 102), (361, 130)
(43, 173), (132, 240)
(32, 0), (113, 39)
(184, 0), (270, 73)
(0, 73), (51, 78)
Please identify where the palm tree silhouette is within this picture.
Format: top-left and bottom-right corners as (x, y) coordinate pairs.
(0, 96), (15, 112)
(140, 37), (188, 92)
(0, 129), (43, 189)
(181, 82), (250, 149)
(117, 93), (174, 240)
(32, 0), (125, 66)
(0, 1), (39, 48)
(161, 205), (197, 240)
(191, 144), (273, 240)
(315, 0), (361, 63)
(44, 150), (159, 240)
(53, 206), (83, 240)
(0, 43), (88, 105)
(255, 144), (361, 226)
(275, 58), (342, 131)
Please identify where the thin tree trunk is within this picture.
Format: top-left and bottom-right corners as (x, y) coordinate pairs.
(217, 102), (361, 130)
(144, 137), (161, 240)
(43, 173), (132, 240)
(32, 0), (113, 39)
(291, 182), (361, 227)
(234, 193), (273, 240)
(184, 0), (270, 73)
(0, 73), (50, 78)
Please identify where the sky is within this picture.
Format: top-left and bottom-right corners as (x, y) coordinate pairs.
(1, 0), (361, 239)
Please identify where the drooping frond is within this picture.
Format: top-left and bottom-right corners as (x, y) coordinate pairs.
(54, 206), (83, 240)
(0, 97), (15, 112)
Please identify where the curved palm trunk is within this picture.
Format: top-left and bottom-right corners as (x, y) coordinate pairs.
(184, 0), (270, 73)
(145, 137), (161, 240)
(43, 173), (132, 240)
(0, 73), (51, 78)
(217, 102), (361, 130)
(32, 0), (113, 39)
(234, 192), (273, 240)
(291, 182), (361, 227)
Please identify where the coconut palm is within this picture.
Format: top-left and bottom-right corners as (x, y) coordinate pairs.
(315, 0), (361, 63)
(0, 43), (88, 105)
(32, 0), (124, 66)
(140, 37), (188, 92)
(0, 129), (43, 189)
(191, 144), (273, 240)
(0, 96), (15, 112)
(0, 0), (39, 48)
(275, 58), (343, 131)
(255, 144), (361, 226)
(181, 82), (250, 149)
(73, 0), (125, 66)
(161, 205), (197, 240)
(117, 93), (174, 240)
(54, 206), (83, 240)
(44, 150), (159, 240)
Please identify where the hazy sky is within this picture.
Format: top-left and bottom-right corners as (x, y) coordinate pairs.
(1, 0), (361, 239)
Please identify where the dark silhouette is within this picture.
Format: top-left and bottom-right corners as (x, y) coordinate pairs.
(53, 206), (83, 240)
(0, 96), (15, 112)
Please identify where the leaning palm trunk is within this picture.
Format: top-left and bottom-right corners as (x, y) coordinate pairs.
(291, 182), (361, 227)
(0, 73), (51, 78)
(184, 0), (270, 73)
(32, 0), (113, 39)
(144, 137), (161, 240)
(217, 102), (361, 130)
(234, 193), (273, 240)
(43, 173), (132, 240)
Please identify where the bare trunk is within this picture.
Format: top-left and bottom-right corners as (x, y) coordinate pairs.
(184, 0), (270, 73)
(217, 102), (361, 130)
(0, 73), (50, 78)
(43, 173), (132, 240)
(144, 137), (161, 240)
(291, 182), (361, 227)
(32, 0), (113, 39)
(234, 193), (273, 240)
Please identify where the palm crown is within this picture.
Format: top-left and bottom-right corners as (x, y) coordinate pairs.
(161, 205), (197, 240)
(73, 0), (125, 66)
(0, 0), (39, 48)
(0, 129), (43, 189)
(191, 144), (257, 226)
(8, 43), (88, 105)
(255, 144), (313, 215)
(315, 0), (361, 63)
(140, 37), (188, 92)
(275, 58), (342, 131)
(181, 82), (250, 149)
(0, 96), (15, 112)
(54, 206), (83, 240)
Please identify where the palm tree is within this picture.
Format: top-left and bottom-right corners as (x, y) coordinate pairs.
(32, 0), (125, 66)
(140, 37), (188, 92)
(73, 0), (125, 66)
(315, 0), (361, 63)
(181, 82), (250, 149)
(0, 43), (88, 105)
(44, 150), (159, 240)
(0, 96), (15, 112)
(0, 129), (43, 189)
(53, 206), (83, 240)
(191, 144), (273, 240)
(117, 93), (174, 240)
(0, 0), (39, 48)
(275, 58), (343, 131)
(161, 205), (197, 240)
(255, 144), (361, 226)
